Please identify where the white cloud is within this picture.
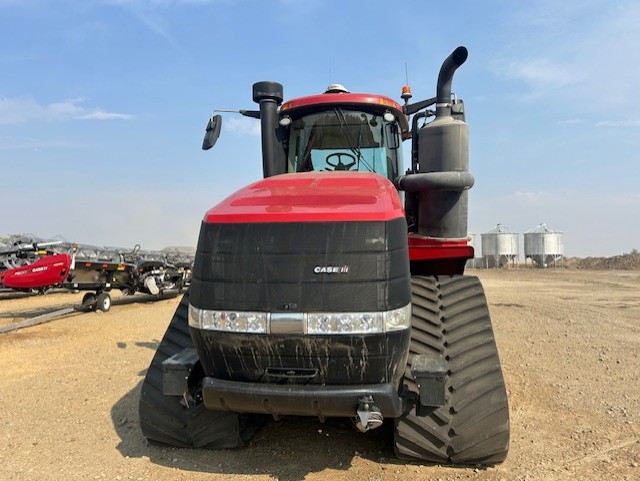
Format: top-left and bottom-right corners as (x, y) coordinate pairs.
(76, 111), (133, 120)
(106, 1), (175, 45)
(495, 2), (640, 111)
(503, 57), (583, 90)
(101, 0), (226, 46)
(0, 97), (133, 125)
(225, 116), (261, 136)
(595, 120), (640, 128)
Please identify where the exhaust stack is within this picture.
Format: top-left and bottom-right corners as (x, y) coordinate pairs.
(417, 46), (472, 239)
(253, 81), (286, 178)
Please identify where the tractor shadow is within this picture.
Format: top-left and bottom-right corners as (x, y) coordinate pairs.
(112, 359), (401, 480)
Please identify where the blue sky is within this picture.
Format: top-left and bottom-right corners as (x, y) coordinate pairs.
(1, 0), (638, 257)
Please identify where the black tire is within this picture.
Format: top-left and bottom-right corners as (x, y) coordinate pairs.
(96, 292), (111, 312)
(138, 289), (253, 448)
(82, 292), (97, 311)
(394, 275), (510, 465)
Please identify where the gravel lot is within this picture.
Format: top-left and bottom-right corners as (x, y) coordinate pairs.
(1, 269), (639, 481)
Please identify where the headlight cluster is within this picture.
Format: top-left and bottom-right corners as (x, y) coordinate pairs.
(307, 312), (382, 334)
(188, 305), (268, 333)
(188, 303), (411, 335)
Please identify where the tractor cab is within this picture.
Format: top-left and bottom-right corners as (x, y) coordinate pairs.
(279, 88), (409, 182)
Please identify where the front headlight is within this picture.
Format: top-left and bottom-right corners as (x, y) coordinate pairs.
(188, 305), (268, 333)
(383, 303), (412, 331)
(189, 303), (411, 335)
(307, 311), (384, 334)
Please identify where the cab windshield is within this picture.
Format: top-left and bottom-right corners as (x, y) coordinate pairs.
(286, 109), (402, 181)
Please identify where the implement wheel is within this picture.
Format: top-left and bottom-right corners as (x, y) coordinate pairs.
(96, 292), (111, 312)
(81, 292), (97, 312)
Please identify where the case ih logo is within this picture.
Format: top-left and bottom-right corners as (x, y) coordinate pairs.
(313, 265), (349, 274)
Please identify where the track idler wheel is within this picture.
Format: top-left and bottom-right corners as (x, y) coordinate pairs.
(394, 275), (510, 465)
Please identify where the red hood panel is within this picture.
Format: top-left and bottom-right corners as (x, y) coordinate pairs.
(205, 172), (404, 223)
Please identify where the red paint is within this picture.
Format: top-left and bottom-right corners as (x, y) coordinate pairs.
(0, 253), (71, 290)
(407, 234), (474, 261)
(205, 172), (404, 224)
(281, 92), (404, 113)
(407, 233), (474, 274)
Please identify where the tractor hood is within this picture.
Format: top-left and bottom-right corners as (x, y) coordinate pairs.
(204, 172), (404, 224)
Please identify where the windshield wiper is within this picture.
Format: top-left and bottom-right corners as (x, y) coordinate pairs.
(334, 108), (374, 173)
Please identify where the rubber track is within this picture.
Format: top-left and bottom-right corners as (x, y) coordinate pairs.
(138, 289), (248, 448)
(394, 275), (510, 465)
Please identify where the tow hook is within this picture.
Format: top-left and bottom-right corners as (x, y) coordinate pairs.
(354, 395), (383, 432)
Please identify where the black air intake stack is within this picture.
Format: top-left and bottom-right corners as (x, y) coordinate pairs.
(253, 81), (286, 178)
(398, 47), (473, 239)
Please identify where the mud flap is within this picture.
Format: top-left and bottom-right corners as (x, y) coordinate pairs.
(162, 348), (198, 396)
(411, 353), (446, 410)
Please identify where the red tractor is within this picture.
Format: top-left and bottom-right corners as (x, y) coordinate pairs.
(139, 46), (509, 465)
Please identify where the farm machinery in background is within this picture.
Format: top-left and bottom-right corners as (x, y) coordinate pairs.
(138, 46), (510, 465)
(0, 235), (194, 311)
(0, 237), (71, 290)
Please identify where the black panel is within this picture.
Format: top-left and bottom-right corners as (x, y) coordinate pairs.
(190, 217), (410, 312)
(191, 328), (411, 386)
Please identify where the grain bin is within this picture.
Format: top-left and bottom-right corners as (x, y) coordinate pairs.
(481, 224), (519, 268)
(524, 223), (564, 267)
(465, 233), (482, 268)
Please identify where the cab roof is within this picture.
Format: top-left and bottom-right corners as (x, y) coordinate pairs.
(280, 92), (409, 133)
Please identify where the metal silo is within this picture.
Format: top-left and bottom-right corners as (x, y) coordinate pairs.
(465, 233), (482, 269)
(481, 224), (519, 268)
(524, 223), (564, 268)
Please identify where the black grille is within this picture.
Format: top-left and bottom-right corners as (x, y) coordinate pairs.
(190, 217), (411, 312)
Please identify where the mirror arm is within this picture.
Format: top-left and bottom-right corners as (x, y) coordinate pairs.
(210, 109), (260, 119)
(239, 110), (260, 119)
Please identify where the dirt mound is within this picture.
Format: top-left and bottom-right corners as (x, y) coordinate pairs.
(565, 250), (640, 270)
(161, 245), (196, 255)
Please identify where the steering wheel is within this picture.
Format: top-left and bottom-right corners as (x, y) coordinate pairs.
(323, 152), (357, 171)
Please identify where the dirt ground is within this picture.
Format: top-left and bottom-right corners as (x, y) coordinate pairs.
(1, 269), (639, 481)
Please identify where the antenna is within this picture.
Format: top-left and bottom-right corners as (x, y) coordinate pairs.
(401, 61), (412, 104)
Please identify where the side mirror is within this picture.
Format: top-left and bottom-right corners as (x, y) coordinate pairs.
(202, 114), (222, 150)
